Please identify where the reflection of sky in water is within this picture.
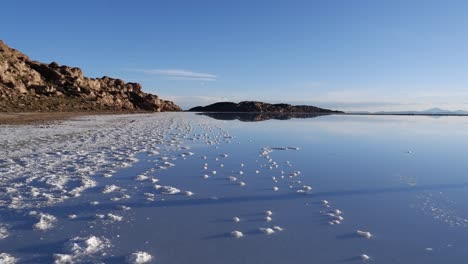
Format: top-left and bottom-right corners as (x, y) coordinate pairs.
(1, 113), (468, 263)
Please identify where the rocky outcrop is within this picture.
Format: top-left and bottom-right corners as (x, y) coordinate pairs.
(197, 112), (328, 122)
(0, 40), (181, 112)
(189, 101), (343, 114)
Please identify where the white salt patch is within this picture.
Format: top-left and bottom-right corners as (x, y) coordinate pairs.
(265, 216), (272, 222)
(96, 214), (105, 219)
(117, 205), (131, 211)
(232, 217), (240, 223)
(265, 210), (273, 216)
(231, 231), (243, 238)
(361, 254), (370, 261)
(202, 174), (209, 179)
(183, 191), (195, 196)
(107, 213), (123, 222)
(68, 214), (77, 219)
(160, 186), (181, 195)
(127, 251), (153, 264)
(356, 230), (372, 238)
(273, 187), (279, 191)
(228, 176), (237, 181)
(33, 213), (57, 231)
(102, 185), (120, 194)
(55, 235), (111, 263)
(259, 228), (275, 235)
(273, 226), (283, 231)
(89, 201), (99, 206)
(135, 175), (149, 181)
(0, 225), (9, 239)
(238, 181), (246, 186)
(0, 253), (17, 264)
(211, 171), (217, 175)
(54, 254), (73, 264)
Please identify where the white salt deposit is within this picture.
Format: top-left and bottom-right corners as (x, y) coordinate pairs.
(0, 225), (8, 239)
(273, 186), (279, 191)
(33, 213), (57, 231)
(265, 210), (273, 216)
(259, 227), (275, 235)
(54, 254), (74, 264)
(273, 226), (283, 231)
(232, 217), (240, 223)
(127, 251), (153, 264)
(238, 181), (246, 186)
(107, 213), (123, 222)
(231, 231), (244, 238)
(361, 254), (370, 261)
(135, 175), (149, 181)
(228, 176), (237, 181)
(160, 186), (181, 195)
(102, 184), (120, 194)
(0, 253), (17, 264)
(54, 235), (111, 263)
(68, 214), (77, 219)
(183, 191), (195, 196)
(265, 216), (272, 222)
(356, 230), (372, 239)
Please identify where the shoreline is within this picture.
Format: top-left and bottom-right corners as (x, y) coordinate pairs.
(2, 111), (468, 126)
(0, 111), (155, 125)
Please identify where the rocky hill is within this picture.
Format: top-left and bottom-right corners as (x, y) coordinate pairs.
(189, 101), (343, 114)
(0, 40), (181, 112)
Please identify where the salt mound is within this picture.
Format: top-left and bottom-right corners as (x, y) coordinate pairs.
(0, 224), (9, 239)
(68, 236), (110, 255)
(107, 213), (123, 222)
(160, 186), (181, 195)
(102, 184), (120, 194)
(361, 254), (370, 261)
(53, 254), (73, 264)
(231, 231), (244, 238)
(127, 251), (153, 264)
(54, 235), (111, 263)
(33, 213), (57, 231)
(259, 227), (275, 235)
(356, 230), (372, 238)
(0, 253), (17, 264)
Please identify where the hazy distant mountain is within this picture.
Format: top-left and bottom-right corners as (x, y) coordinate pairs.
(368, 108), (468, 115)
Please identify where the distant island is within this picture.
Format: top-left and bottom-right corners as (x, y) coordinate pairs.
(0, 40), (181, 112)
(189, 101), (343, 114)
(196, 112), (329, 122)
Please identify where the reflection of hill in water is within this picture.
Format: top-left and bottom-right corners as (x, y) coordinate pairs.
(197, 112), (334, 122)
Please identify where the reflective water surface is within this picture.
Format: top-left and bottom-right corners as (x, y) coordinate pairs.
(1, 113), (468, 263)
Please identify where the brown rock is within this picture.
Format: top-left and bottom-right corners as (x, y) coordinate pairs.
(0, 40), (182, 112)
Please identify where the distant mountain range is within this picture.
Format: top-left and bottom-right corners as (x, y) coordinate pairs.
(349, 108), (468, 115)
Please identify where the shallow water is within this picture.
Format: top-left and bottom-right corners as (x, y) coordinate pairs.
(1, 113), (468, 263)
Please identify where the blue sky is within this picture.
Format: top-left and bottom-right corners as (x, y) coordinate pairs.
(3, 0), (468, 110)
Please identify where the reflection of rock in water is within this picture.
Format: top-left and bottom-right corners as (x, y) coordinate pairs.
(197, 112), (332, 122)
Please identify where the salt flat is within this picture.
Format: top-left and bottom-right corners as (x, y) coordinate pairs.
(1, 113), (468, 263)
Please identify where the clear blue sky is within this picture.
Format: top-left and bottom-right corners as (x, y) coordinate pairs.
(3, 0), (468, 110)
